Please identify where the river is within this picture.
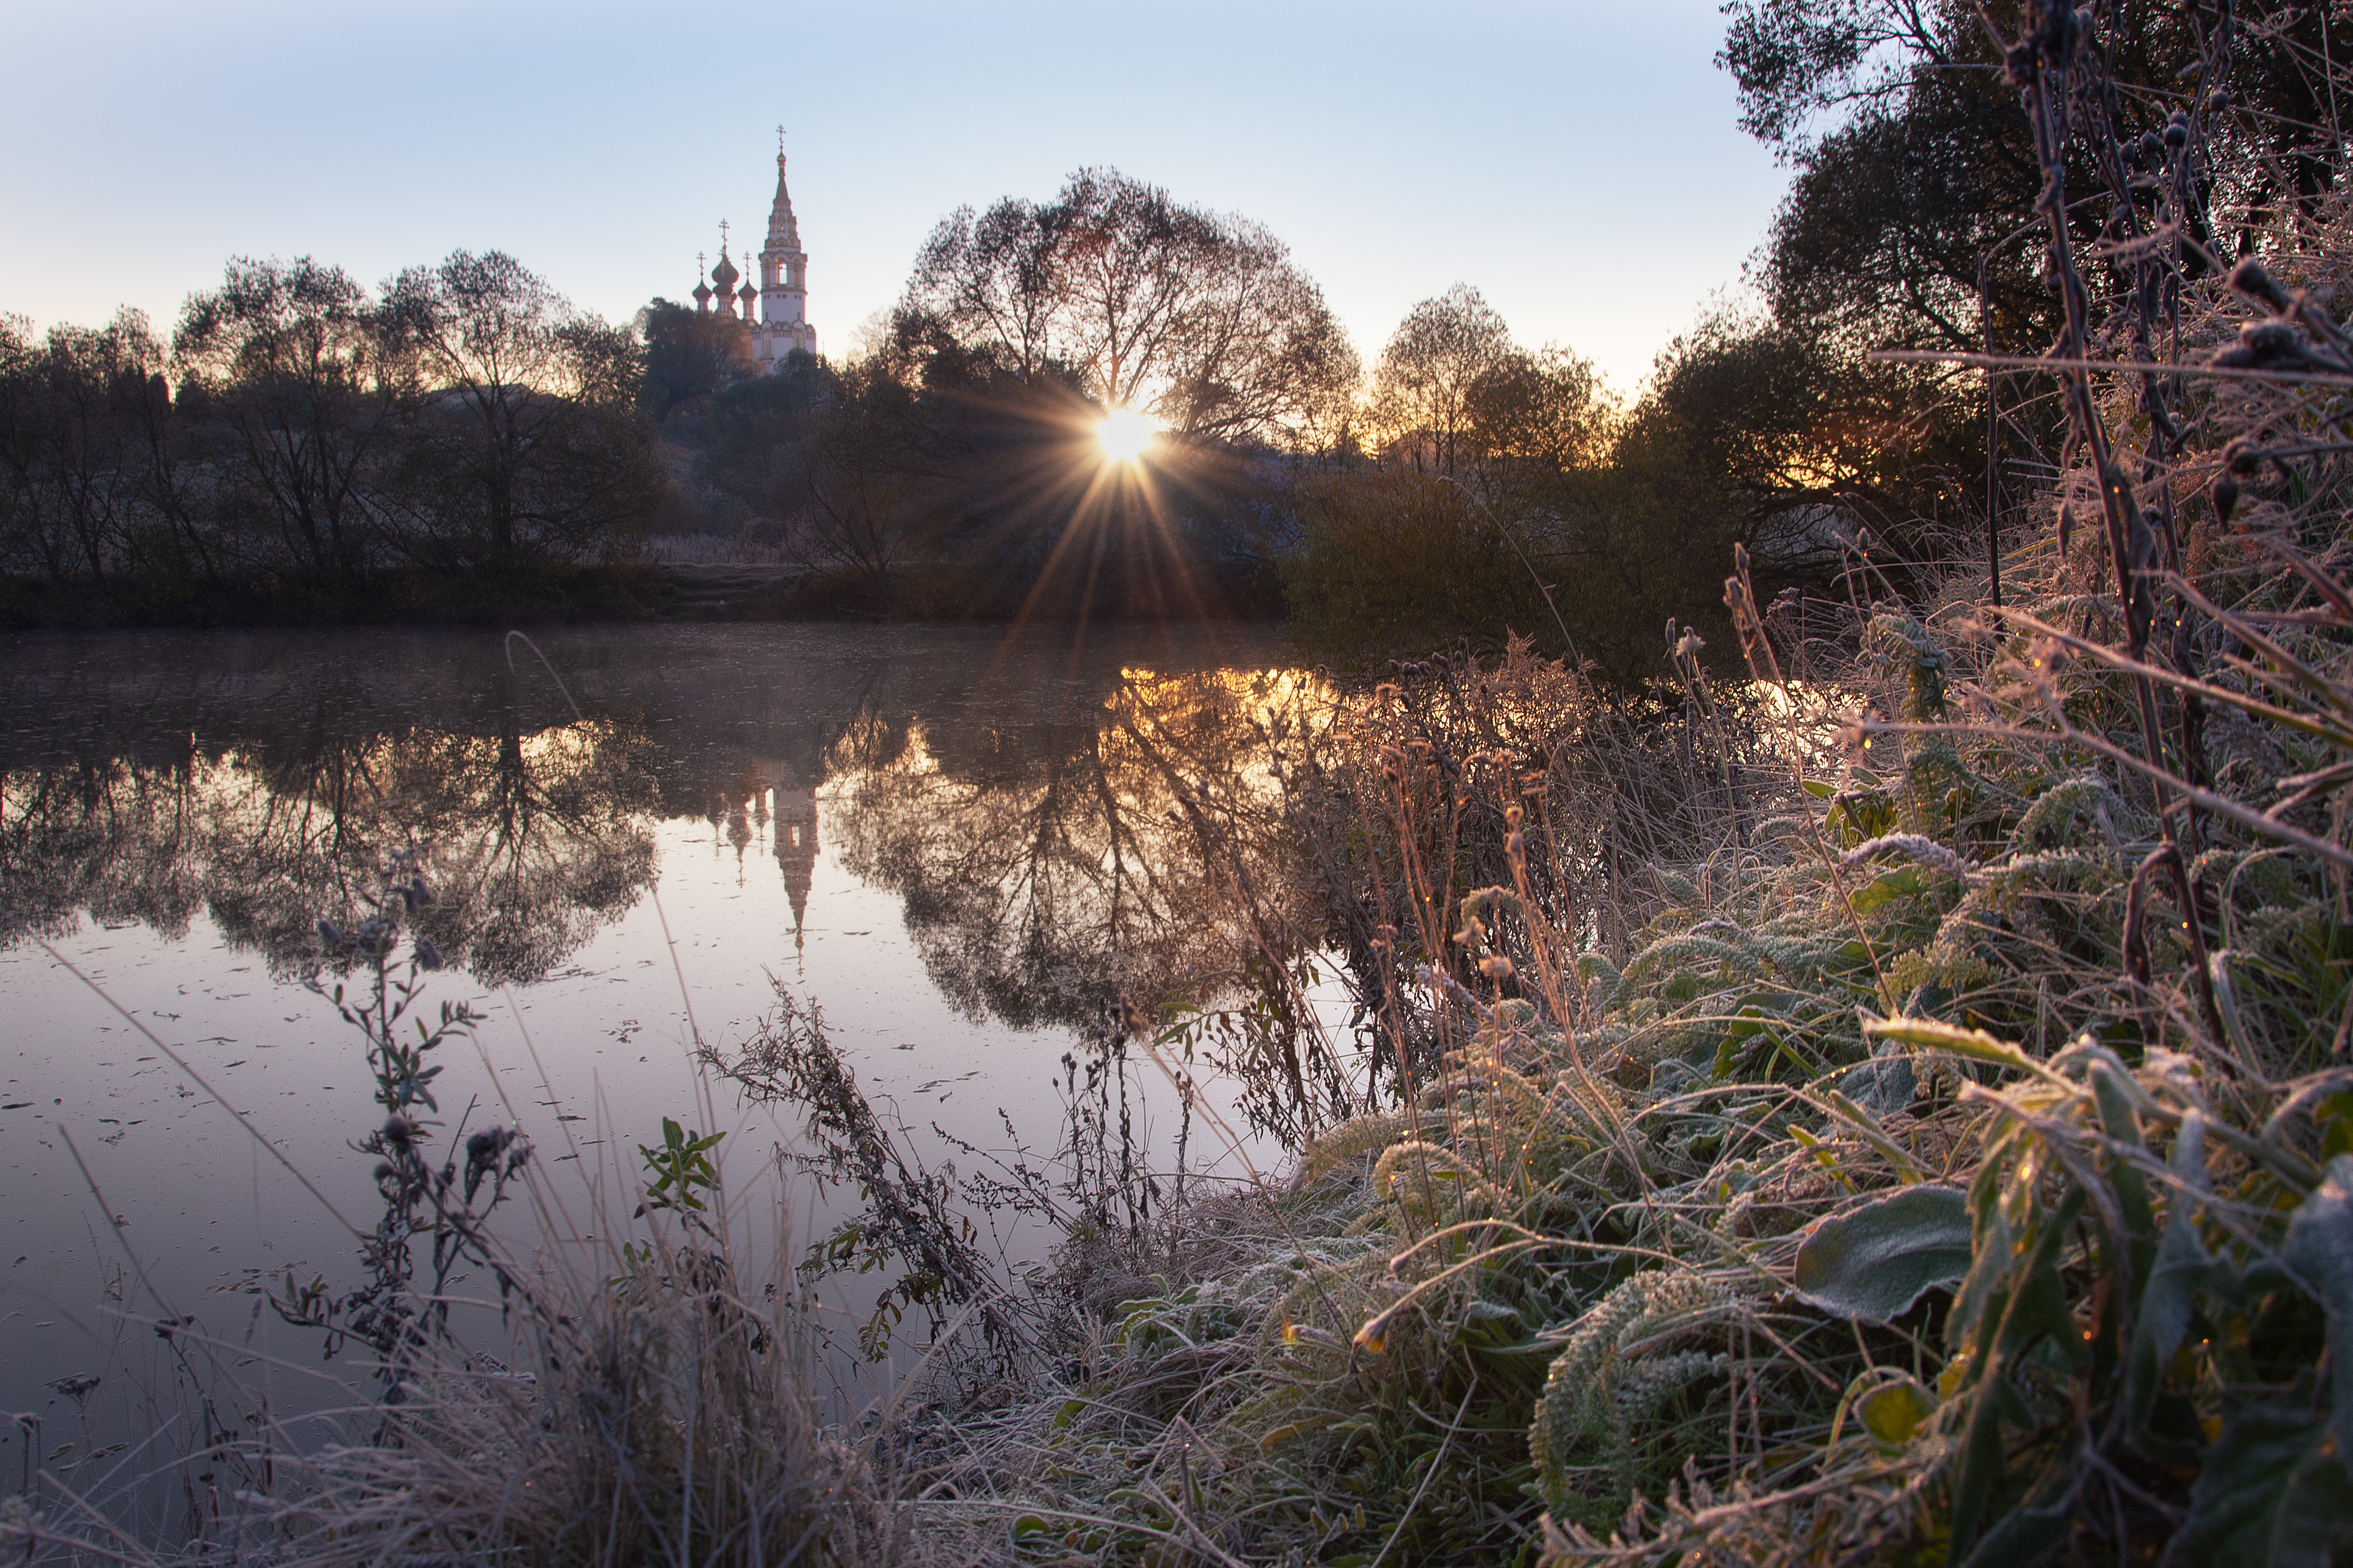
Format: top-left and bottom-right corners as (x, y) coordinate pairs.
(0, 621), (1350, 1434)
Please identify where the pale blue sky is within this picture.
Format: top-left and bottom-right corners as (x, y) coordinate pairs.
(1, 0), (1787, 392)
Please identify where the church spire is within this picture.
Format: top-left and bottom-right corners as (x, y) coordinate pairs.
(755, 136), (814, 366)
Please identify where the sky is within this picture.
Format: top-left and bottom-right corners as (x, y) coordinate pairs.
(1, 0), (1790, 395)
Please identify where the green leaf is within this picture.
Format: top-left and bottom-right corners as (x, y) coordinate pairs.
(1851, 866), (1928, 913)
(2317, 1093), (2353, 1163)
(1802, 778), (1836, 799)
(1793, 1184), (1973, 1322)
(1454, 1298), (1525, 1349)
(2126, 1113), (2236, 1452)
(2270, 1444), (2353, 1568)
(2169, 1401), (2353, 1568)
(1864, 1017), (2060, 1083)
(1856, 1376), (1936, 1449)
(2279, 1154), (2353, 1457)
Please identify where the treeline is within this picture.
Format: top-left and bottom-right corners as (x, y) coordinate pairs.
(0, 161), (2002, 651)
(0, 252), (661, 620)
(638, 164), (1947, 673)
(644, 166), (1362, 621)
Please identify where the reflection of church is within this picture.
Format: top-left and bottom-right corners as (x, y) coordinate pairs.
(688, 141), (817, 371)
(772, 769), (819, 948)
(719, 761), (820, 950)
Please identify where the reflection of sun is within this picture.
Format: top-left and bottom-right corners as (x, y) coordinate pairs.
(1095, 407), (1156, 463)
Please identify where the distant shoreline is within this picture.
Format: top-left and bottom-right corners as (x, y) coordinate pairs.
(0, 560), (1287, 630)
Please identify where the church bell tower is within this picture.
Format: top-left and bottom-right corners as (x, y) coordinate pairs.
(756, 135), (816, 367)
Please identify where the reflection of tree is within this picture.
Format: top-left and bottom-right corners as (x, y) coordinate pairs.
(826, 667), (1328, 1034)
(0, 710), (657, 986)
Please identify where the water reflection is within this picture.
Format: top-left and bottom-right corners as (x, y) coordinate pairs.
(826, 668), (1319, 1031)
(0, 626), (1315, 1027)
(0, 624), (1342, 1447)
(2, 705), (658, 986)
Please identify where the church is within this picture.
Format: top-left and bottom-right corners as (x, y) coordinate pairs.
(689, 145), (816, 370)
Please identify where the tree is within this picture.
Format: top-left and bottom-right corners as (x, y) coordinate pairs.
(636, 297), (757, 423)
(0, 315), (39, 576)
(4, 310), (169, 584)
(900, 167), (1359, 448)
(376, 251), (662, 570)
(175, 257), (403, 581)
(697, 348), (828, 513)
(1727, 0), (2348, 356)
(791, 357), (938, 602)
(1367, 284), (1514, 474)
(1715, 0), (2353, 588)
(1364, 286), (1611, 492)
(1467, 344), (1610, 473)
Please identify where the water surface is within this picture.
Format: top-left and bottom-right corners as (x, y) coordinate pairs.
(0, 621), (1331, 1428)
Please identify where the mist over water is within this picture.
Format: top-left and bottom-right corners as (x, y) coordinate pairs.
(0, 621), (1334, 1426)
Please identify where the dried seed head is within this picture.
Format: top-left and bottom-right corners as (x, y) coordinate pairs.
(2240, 319), (2304, 355)
(2228, 257), (2293, 313)
(2212, 472), (2240, 526)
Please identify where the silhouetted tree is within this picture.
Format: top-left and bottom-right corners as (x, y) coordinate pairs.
(376, 251), (662, 570)
(900, 167), (1359, 448)
(175, 257), (404, 581)
(636, 297), (757, 423)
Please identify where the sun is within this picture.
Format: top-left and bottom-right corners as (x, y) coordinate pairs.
(1096, 407), (1157, 463)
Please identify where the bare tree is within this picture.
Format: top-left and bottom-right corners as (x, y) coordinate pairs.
(900, 168), (1359, 448)
(376, 251), (662, 569)
(907, 198), (1061, 384)
(8, 311), (168, 582)
(1367, 283), (1514, 474)
(176, 257), (404, 579)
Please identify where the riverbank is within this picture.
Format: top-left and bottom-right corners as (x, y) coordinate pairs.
(0, 557), (1289, 632)
(0, 562), (805, 629)
(10, 511), (2353, 1566)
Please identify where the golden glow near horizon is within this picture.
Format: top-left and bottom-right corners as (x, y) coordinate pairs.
(1095, 407), (1156, 464)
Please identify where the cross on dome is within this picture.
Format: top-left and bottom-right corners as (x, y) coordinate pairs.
(679, 140), (814, 353)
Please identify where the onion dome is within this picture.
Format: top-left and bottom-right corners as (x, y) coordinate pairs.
(737, 280), (759, 309)
(711, 247), (740, 291)
(691, 279), (713, 306)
